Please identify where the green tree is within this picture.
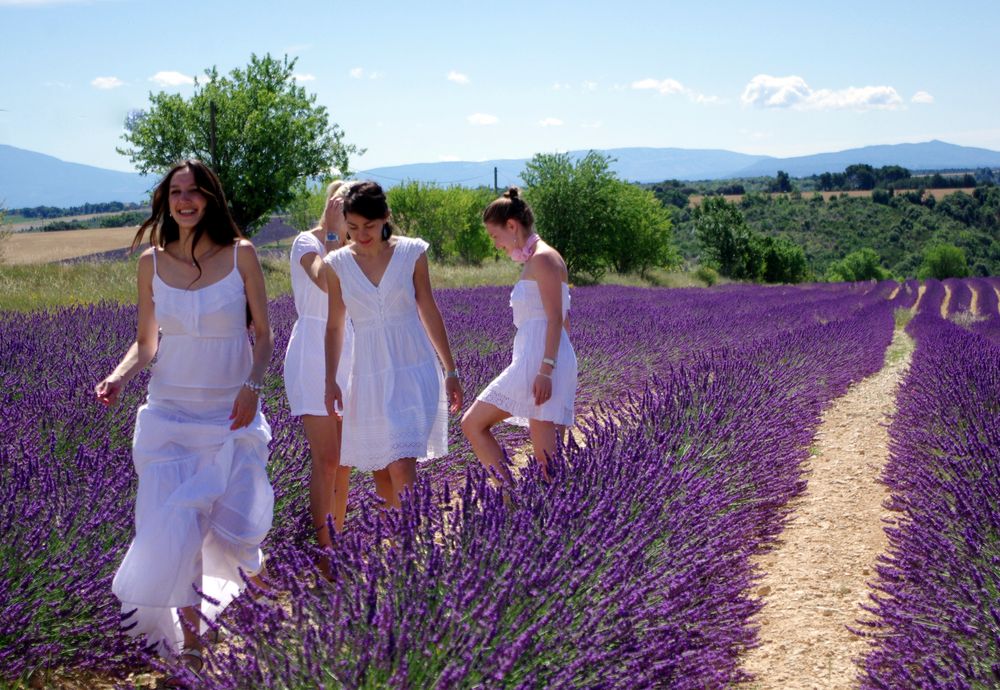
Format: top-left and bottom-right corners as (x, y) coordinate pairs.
(387, 182), (495, 264)
(520, 151), (617, 281)
(604, 181), (678, 276)
(757, 235), (808, 283)
(693, 196), (763, 280)
(917, 243), (969, 279)
(825, 248), (892, 282)
(770, 170), (793, 193)
(118, 53), (361, 233)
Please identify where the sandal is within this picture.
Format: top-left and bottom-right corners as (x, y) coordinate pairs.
(164, 646), (203, 688)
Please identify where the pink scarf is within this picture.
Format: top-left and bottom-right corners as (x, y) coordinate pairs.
(510, 233), (539, 263)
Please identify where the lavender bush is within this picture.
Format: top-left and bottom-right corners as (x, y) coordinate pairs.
(860, 281), (1000, 689)
(1, 282), (895, 687)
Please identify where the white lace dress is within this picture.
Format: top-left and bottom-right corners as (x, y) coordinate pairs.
(283, 231), (354, 416)
(111, 244), (273, 657)
(323, 236), (448, 471)
(477, 280), (577, 427)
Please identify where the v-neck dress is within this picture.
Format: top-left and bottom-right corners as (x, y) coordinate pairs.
(111, 244), (274, 658)
(283, 232), (354, 416)
(323, 236), (448, 471)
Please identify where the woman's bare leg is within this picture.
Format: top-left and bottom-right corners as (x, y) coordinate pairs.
(528, 418), (559, 481)
(461, 400), (513, 483)
(386, 457), (418, 508)
(302, 414), (343, 546)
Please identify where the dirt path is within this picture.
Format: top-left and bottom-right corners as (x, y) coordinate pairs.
(739, 326), (914, 689)
(940, 283), (951, 318)
(970, 284), (980, 317)
(912, 283), (927, 312)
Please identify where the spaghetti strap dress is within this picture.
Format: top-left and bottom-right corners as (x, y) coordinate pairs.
(111, 243), (274, 657)
(323, 236), (448, 471)
(283, 231), (354, 416)
(477, 279), (577, 427)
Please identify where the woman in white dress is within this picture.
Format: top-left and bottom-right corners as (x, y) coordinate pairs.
(323, 181), (463, 507)
(94, 160), (274, 682)
(283, 180), (360, 567)
(461, 187), (577, 481)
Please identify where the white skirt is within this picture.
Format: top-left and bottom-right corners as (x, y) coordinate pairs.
(283, 317), (354, 417)
(112, 398), (273, 657)
(478, 320), (577, 427)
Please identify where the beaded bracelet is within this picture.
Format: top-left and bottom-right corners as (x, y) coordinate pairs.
(243, 379), (263, 394)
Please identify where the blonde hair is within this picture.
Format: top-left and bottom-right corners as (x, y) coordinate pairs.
(316, 180), (357, 228)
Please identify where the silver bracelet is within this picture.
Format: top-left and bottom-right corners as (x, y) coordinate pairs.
(242, 379), (263, 394)
(542, 357), (557, 368)
(537, 372), (552, 379)
(445, 369), (460, 379)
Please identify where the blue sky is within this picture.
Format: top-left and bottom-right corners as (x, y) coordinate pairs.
(2, 0), (999, 175)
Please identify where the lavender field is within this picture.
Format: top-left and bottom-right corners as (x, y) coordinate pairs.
(1, 278), (998, 688)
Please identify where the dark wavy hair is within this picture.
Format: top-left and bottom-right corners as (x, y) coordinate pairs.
(343, 181), (397, 238)
(482, 186), (535, 230)
(131, 159), (245, 281)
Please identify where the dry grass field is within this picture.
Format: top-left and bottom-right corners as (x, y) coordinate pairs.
(688, 187), (976, 206)
(2, 225), (138, 264)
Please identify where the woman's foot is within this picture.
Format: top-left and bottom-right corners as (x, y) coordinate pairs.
(164, 647), (203, 688)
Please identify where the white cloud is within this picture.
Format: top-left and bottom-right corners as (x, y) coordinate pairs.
(91, 76), (124, 90)
(552, 82), (572, 91)
(467, 113), (498, 125)
(447, 70), (469, 85)
(632, 78), (685, 95)
(632, 77), (719, 104)
(149, 71), (194, 87)
(293, 73), (316, 82)
(349, 67), (365, 79)
(581, 80), (598, 92)
(911, 90), (934, 104)
(539, 117), (564, 127)
(741, 74), (903, 111)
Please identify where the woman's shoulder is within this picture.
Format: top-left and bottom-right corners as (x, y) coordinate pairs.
(324, 243), (353, 267)
(396, 235), (429, 255)
(530, 243), (567, 279)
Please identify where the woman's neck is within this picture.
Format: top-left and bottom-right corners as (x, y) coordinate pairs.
(354, 239), (389, 258)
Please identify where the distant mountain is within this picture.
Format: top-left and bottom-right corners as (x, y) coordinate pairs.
(4, 140), (1000, 208)
(731, 140), (1000, 178)
(0, 145), (155, 208)
(360, 147), (776, 188)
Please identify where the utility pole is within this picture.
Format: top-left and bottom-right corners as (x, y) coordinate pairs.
(209, 100), (218, 169)
(494, 166), (498, 194)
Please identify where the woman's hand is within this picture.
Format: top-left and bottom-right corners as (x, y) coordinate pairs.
(533, 373), (552, 407)
(445, 376), (464, 413)
(324, 196), (345, 241)
(94, 374), (125, 407)
(230, 385), (259, 430)
(325, 380), (343, 418)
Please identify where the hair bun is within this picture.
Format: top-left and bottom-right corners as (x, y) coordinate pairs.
(504, 186), (521, 200)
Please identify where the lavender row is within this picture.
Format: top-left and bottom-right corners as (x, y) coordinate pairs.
(0, 282), (892, 683)
(194, 301), (894, 688)
(859, 311), (1000, 689)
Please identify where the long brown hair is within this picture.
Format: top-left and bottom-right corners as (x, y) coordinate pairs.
(131, 159), (244, 281)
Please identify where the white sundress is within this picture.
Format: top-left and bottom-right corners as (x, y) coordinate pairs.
(283, 231), (354, 417)
(111, 243), (274, 658)
(323, 236), (448, 471)
(478, 279), (577, 427)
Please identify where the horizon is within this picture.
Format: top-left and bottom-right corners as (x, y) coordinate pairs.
(2, 0), (999, 174)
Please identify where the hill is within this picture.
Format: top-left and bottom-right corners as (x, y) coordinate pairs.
(4, 141), (1000, 207)
(0, 145), (155, 208)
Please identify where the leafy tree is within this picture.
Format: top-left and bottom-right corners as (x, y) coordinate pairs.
(917, 243), (969, 279)
(693, 196), (762, 280)
(520, 151), (617, 281)
(757, 235), (808, 283)
(604, 181), (678, 276)
(387, 182), (495, 264)
(770, 170), (793, 193)
(845, 164), (876, 190)
(118, 53), (361, 233)
(825, 248), (892, 282)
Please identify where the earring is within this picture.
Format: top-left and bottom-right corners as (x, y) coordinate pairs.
(381, 223), (390, 241)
